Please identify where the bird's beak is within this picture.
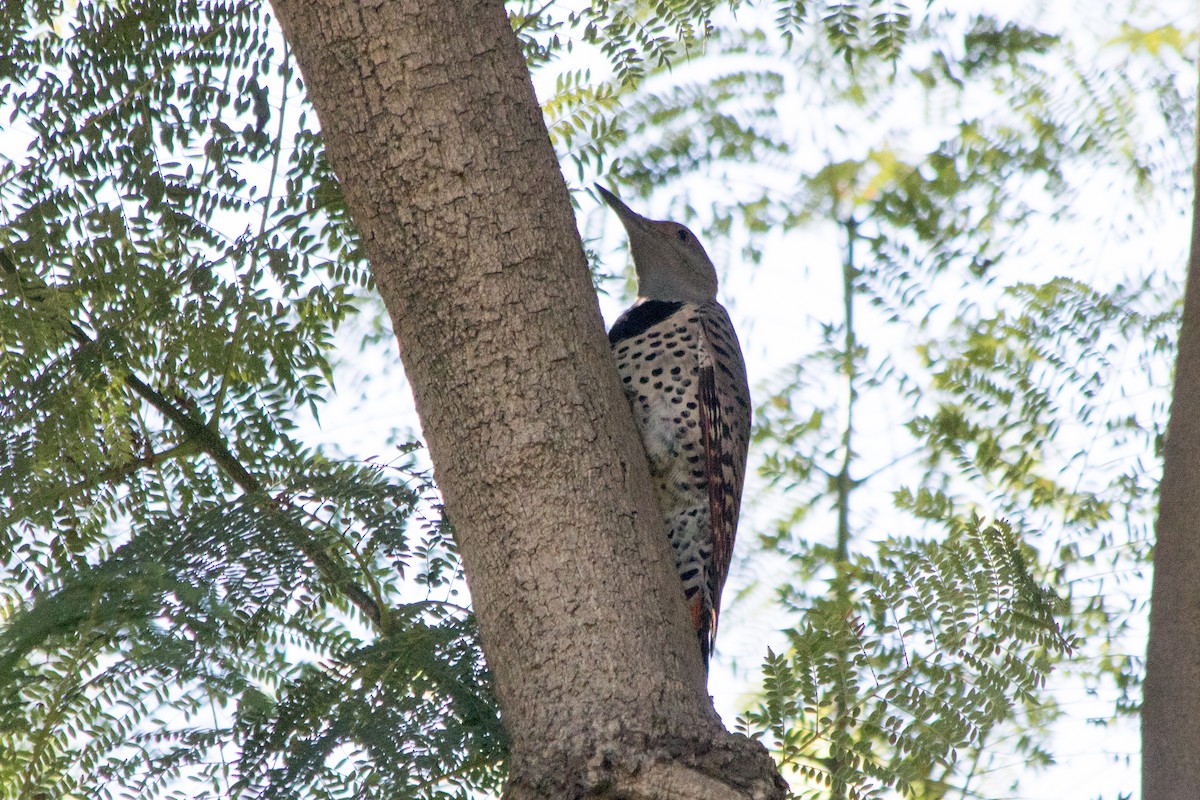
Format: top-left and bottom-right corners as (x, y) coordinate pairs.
(595, 183), (650, 234)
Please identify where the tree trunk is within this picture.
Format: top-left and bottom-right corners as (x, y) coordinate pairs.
(1143, 63), (1200, 800)
(266, 0), (785, 797)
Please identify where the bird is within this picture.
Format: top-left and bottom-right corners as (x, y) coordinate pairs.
(597, 183), (751, 672)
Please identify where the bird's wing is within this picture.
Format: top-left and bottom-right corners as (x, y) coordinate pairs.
(697, 305), (751, 648)
(696, 327), (732, 642)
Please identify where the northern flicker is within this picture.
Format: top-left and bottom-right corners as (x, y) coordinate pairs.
(597, 184), (751, 671)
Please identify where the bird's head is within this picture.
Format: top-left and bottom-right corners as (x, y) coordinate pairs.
(596, 184), (718, 304)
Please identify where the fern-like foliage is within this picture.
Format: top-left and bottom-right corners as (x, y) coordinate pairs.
(741, 519), (1072, 798)
(543, 70), (624, 181)
(0, 1), (504, 797)
(0, 455), (505, 799)
(0, 443), (507, 794)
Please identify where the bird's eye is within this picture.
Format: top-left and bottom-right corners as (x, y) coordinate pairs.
(677, 229), (689, 242)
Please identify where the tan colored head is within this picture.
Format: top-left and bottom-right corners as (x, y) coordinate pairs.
(596, 184), (718, 304)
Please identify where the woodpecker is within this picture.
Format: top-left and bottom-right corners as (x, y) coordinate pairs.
(597, 184), (751, 671)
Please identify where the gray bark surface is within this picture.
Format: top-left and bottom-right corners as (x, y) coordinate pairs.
(1143, 64), (1200, 800)
(267, 0), (786, 796)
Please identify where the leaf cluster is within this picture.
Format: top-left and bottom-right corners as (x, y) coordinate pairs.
(0, 1), (504, 797)
(0, 459), (504, 800)
(741, 519), (1072, 798)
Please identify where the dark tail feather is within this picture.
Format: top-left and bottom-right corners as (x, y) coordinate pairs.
(699, 608), (717, 674)
(688, 594), (716, 674)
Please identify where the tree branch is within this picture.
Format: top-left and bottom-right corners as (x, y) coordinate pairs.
(1142, 57), (1200, 800)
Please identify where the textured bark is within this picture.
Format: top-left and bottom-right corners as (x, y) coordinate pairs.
(267, 0), (785, 797)
(1143, 63), (1200, 800)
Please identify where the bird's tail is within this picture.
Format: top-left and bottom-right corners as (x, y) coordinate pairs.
(689, 595), (716, 673)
